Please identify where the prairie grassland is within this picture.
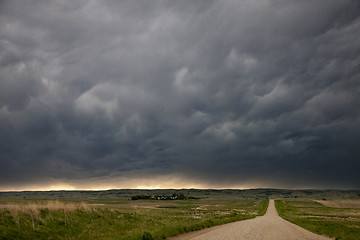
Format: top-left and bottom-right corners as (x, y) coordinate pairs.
(2, 189), (359, 201)
(275, 200), (360, 240)
(0, 198), (268, 240)
(0, 200), (90, 216)
(316, 199), (360, 209)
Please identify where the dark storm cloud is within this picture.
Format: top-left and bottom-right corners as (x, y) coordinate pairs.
(1, 0), (360, 189)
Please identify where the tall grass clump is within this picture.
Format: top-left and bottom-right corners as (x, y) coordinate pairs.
(0, 200), (89, 217)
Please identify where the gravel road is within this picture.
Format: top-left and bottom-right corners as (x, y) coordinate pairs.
(168, 199), (332, 240)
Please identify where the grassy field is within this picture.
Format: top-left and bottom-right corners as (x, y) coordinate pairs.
(1, 188), (359, 200)
(275, 199), (360, 240)
(0, 197), (269, 240)
(2, 189), (359, 240)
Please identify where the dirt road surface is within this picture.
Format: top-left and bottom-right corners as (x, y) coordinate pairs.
(168, 200), (331, 240)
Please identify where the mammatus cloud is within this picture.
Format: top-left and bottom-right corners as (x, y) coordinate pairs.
(0, 0), (360, 190)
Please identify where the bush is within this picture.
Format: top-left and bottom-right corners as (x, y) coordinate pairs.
(142, 231), (153, 240)
(131, 195), (151, 200)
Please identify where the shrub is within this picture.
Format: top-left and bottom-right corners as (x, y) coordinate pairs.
(142, 231), (153, 240)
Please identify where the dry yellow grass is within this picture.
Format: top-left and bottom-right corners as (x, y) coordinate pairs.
(0, 200), (90, 217)
(316, 199), (360, 208)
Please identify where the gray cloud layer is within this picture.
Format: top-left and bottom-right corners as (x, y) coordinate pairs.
(1, 0), (360, 189)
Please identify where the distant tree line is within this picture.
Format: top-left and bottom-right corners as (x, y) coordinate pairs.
(131, 193), (199, 200)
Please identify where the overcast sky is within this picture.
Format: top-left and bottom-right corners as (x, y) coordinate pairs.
(1, 0), (360, 191)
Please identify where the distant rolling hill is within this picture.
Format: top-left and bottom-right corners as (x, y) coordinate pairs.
(1, 188), (359, 200)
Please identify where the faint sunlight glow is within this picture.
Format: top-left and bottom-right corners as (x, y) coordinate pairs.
(0, 176), (257, 191)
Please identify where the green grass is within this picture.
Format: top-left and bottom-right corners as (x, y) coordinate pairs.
(275, 200), (360, 240)
(0, 198), (269, 240)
